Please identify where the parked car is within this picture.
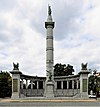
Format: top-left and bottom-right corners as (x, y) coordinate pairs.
(97, 91), (100, 97)
(89, 94), (96, 98)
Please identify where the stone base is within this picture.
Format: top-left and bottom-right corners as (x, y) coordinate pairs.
(45, 80), (54, 98)
(11, 92), (20, 99)
(80, 92), (89, 99)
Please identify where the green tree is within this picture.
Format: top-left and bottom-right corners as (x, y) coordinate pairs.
(88, 75), (96, 94)
(64, 64), (74, 76)
(54, 63), (74, 76)
(88, 69), (100, 96)
(0, 71), (12, 98)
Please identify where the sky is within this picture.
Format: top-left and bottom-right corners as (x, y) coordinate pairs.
(0, 0), (100, 76)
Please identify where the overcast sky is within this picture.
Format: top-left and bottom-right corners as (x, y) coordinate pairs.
(0, 0), (100, 76)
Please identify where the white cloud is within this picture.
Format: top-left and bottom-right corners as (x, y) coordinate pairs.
(85, 5), (100, 37)
(0, 0), (100, 76)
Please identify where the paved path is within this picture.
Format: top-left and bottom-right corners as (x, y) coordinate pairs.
(0, 98), (100, 107)
(0, 101), (100, 107)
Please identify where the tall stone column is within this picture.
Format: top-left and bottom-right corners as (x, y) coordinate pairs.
(10, 63), (22, 99)
(45, 5), (55, 81)
(79, 63), (90, 99)
(44, 5), (55, 98)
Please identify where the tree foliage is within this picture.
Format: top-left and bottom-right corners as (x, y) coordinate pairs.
(0, 71), (12, 98)
(88, 75), (96, 94)
(54, 63), (74, 76)
(88, 70), (100, 96)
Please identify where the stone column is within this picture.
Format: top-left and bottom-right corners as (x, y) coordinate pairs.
(37, 81), (39, 89)
(55, 81), (57, 89)
(44, 5), (55, 98)
(61, 81), (63, 89)
(31, 81), (33, 89)
(72, 80), (74, 95)
(26, 79), (28, 89)
(43, 81), (45, 89)
(77, 79), (79, 89)
(72, 80), (74, 89)
(67, 80), (69, 89)
(10, 69), (22, 99)
(21, 79), (23, 89)
(45, 6), (55, 81)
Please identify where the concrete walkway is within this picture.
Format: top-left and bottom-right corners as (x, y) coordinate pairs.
(0, 97), (100, 102)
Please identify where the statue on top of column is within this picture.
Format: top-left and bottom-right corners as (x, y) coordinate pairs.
(13, 62), (19, 70)
(48, 5), (52, 16)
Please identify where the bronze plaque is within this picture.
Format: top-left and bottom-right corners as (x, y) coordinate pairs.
(83, 79), (87, 92)
(13, 79), (18, 92)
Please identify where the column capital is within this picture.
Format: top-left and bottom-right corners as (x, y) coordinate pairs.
(78, 70), (90, 75)
(45, 22), (55, 29)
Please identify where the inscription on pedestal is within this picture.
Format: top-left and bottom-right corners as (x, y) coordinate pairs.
(83, 79), (87, 92)
(13, 79), (18, 92)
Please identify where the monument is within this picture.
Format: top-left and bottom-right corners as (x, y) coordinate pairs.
(44, 5), (55, 97)
(10, 5), (90, 99)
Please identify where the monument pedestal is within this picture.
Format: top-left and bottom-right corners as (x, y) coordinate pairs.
(45, 80), (54, 98)
(79, 70), (90, 99)
(10, 70), (22, 99)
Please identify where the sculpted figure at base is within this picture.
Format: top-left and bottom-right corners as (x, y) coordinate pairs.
(13, 62), (19, 70)
(81, 63), (88, 70)
(47, 70), (52, 81)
